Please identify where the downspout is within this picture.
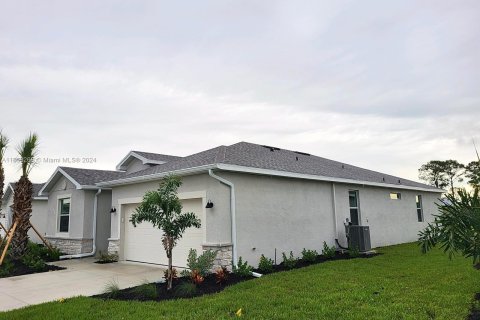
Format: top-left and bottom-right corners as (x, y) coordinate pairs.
(208, 169), (238, 268)
(60, 189), (101, 259)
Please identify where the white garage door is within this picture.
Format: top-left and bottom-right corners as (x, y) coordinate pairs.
(123, 198), (204, 268)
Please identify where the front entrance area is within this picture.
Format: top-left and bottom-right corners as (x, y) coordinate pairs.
(122, 198), (205, 268)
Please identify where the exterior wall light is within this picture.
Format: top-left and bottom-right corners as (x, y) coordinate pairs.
(205, 200), (214, 209)
(110, 207), (117, 213)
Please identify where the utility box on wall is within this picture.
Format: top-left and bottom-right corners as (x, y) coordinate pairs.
(348, 225), (371, 252)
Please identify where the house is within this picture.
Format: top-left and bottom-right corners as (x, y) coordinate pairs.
(96, 142), (443, 270)
(38, 167), (124, 255)
(37, 150), (180, 256)
(1, 183), (48, 243)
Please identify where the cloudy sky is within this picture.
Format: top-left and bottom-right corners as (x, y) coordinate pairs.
(0, 0), (479, 186)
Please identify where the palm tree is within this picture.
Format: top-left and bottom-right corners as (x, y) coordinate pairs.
(10, 133), (39, 259)
(418, 188), (480, 269)
(130, 175), (201, 290)
(0, 131), (9, 232)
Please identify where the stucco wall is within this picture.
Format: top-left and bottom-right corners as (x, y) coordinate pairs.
(0, 192), (48, 243)
(219, 172), (336, 265)
(109, 170), (441, 268)
(45, 176), (86, 239)
(333, 183), (441, 248)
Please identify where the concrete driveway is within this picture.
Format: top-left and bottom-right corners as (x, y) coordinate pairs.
(0, 258), (165, 312)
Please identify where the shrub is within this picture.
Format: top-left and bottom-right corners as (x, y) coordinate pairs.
(301, 248), (318, 263)
(97, 251), (118, 263)
(174, 282), (198, 297)
(103, 279), (120, 299)
(26, 242), (60, 262)
(258, 254), (274, 273)
(322, 241), (336, 259)
(190, 269), (204, 285)
(281, 251), (297, 269)
(0, 259), (13, 277)
(183, 249), (217, 277)
(215, 267), (229, 285)
(233, 257), (253, 277)
(22, 251), (46, 271)
(349, 246), (360, 258)
(132, 281), (157, 300)
(163, 268), (178, 282)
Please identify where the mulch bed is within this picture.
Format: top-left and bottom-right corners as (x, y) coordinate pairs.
(96, 273), (255, 302)
(95, 251), (379, 302)
(0, 260), (65, 278)
(252, 251), (379, 274)
(468, 293), (480, 320)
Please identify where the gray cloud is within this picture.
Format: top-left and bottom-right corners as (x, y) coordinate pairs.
(0, 0), (478, 186)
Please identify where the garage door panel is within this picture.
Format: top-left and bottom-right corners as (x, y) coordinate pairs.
(123, 199), (204, 268)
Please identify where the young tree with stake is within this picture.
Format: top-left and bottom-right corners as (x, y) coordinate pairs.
(130, 175), (201, 291)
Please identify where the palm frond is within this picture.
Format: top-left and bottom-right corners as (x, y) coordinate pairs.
(16, 132), (39, 177)
(0, 130), (9, 162)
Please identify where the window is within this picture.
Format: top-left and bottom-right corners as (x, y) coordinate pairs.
(58, 198), (70, 233)
(390, 192), (401, 200)
(348, 190), (360, 225)
(416, 195), (424, 222)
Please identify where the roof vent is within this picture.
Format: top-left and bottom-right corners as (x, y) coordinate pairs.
(262, 145), (280, 152)
(342, 164), (345, 169)
(398, 179), (401, 183)
(295, 156), (299, 161)
(382, 177), (385, 182)
(294, 151), (310, 156)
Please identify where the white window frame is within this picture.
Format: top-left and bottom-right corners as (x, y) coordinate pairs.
(390, 192), (402, 200)
(57, 195), (71, 235)
(348, 189), (361, 225)
(416, 195), (424, 222)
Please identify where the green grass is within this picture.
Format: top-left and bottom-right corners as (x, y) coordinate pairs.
(1, 243), (479, 319)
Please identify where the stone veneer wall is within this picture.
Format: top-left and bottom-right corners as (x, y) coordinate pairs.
(202, 244), (233, 272)
(46, 237), (93, 255)
(107, 239), (120, 255)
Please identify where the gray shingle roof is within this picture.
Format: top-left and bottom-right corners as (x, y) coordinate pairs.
(6, 183), (46, 198)
(60, 167), (126, 186)
(104, 142), (439, 191)
(132, 151), (181, 163)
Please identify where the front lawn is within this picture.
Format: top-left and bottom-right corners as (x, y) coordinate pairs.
(1, 243), (479, 319)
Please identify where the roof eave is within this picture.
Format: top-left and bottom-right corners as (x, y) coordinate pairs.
(215, 164), (445, 193)
(97, 164), (217, 187)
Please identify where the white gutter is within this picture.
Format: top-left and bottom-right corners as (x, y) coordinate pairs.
(60, 189), (102, 259)
(216, 164), (445, 193)
(208, 169), (238, 268)
(97, 164), (217, 187)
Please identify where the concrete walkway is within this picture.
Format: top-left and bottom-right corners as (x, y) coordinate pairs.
(0, 258), (165, 312)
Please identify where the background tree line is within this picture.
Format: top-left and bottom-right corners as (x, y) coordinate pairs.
(419, 158), (480, 193)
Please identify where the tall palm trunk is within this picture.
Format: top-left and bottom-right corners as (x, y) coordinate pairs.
(0, 131), (8, 231)
(10, 176), (33, 258)
(0, 164), (4, 217)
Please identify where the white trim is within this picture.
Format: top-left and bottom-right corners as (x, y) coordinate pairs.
(216, 164), (445, 193)
(99, 162), (444, 193)
(56, 195), (72, 235)
(39, 167), (82, 195)
(116, 151), (167, 171)
(33, 197), (48, 201)
(97, 164), (216, 187)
